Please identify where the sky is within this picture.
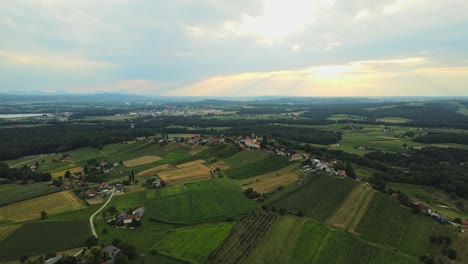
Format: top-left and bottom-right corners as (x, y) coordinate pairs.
(1, 0), (468, 96)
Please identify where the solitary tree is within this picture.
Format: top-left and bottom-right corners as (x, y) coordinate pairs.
(40, 210), (48, 220)
(64, 170), (71, 178)
(84, 235), (98, 248)
(345, 162), (356, 178)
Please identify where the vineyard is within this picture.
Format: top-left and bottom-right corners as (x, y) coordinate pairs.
(355, 192), (410, 248)
(289, 220), (328, 264)
(271, 174), (357, 221)
(311, 229), (419, 264)
(208, 211), (278, 264)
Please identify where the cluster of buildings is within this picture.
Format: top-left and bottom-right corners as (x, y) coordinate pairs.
(299, 159), (348, 177)
(108, 207), (144, 227)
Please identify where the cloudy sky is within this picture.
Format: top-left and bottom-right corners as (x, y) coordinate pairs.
(1, 0), (467, 96)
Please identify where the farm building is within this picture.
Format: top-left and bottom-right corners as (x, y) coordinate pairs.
(102, 245), (121, 259)
(291, 154), (302, 161)
(417, 203), (431, 214)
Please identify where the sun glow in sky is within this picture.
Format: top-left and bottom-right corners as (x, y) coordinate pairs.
(0, 0), (467, 96)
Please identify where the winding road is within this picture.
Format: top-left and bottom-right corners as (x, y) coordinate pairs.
(74, 189), (115, 257)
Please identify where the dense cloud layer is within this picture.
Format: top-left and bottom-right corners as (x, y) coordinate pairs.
(0, 0), (467, 95)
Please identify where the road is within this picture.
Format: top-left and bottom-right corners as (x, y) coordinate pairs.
(74, 189), (115, 256)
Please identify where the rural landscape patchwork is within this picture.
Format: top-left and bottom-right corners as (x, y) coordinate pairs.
(0, 96), (467, 264)
(1, 1), (468, 263)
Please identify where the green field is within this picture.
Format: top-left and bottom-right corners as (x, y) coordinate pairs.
(457, 107), (468, 116)
(289, 220), (328, 264)
(215, 150), (271, 170)
(110, 191), (146, 210)
(147, 179), (257, 224)
(271, 174), (357, 221)
(0, 183), (60, 206)
(355, 192), (412, 248)
(289, 219), (419, 264)
(154, 223), (234, 264)
(312, 228), (419, 264)
(247, 216), (305, 264)
(0, 221), (89, 261)
(225, 155), (293, 179)
(387, 182), (468, 219)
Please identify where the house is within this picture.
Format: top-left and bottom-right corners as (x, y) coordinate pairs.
(102, 245), (121, 259)
(100, 160), (109, 167)
(44, 255), (63, 264)
(100, 182), (109, 190)
(337, 170), (347, 177)
(85, 190), (95, 198)
(291, 154), (302, 161)
(431, 212), (448, 222)
(417, 203), (431, 214)
(391, 193), (399, 199)
(123, 216), (134, 225)
(133, 207), (144, 218)
(115, 183), (124, 193)
(463, 221), (468, 229)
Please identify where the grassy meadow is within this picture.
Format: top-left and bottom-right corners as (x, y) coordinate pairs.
(147, 179), (257, 224)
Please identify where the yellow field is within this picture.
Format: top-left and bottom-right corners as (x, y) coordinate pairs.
(158, 161), (211, 186)
(176, 159), (205, 168)
(348, 187), (376, 235)
(123, 155), (162, 167)
(0, 191), (84, 222)
(238, 164), (300, 193)
(189, 145), (209, 155)
(0, 225), (20, 240)
(137, 164), (175, 177)
(210, 160), (229, 170)
(326, 183), (374, 230)
(51, 166), (83, 178)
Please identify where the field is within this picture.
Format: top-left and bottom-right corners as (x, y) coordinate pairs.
(154, 223), (234, 264)
(311, 228), (419, 264)
(271, 174), (357, 221)
(123, 155), (162, 167)
(225, 155), (293, 179)
(0, 225), (20, 240)
(237, 163), (300, 193)
(158, 160), (212, 186)
(0, 183), (60, 206)
(289, 219), (419, 264)
(0, 191), (84, 222)
(147, 179), (257, 224)
(376, 117), (412, 123)
(387, 182), (468, 219)
(51, 165), (83, 178)
(110, 191), (146, 210)
(289, 220), (328, 264)
(0, 221), (89, 261)
(247, 216), (305, 264)
(137, 164), (175, 177)
(355, 192), (411, 248)
(326, 183), (374, 230)
(398, 214), (433, 256)
(211, 150), (271, 170)
(347, 190), (377, 235)
(209, 211), (278, 264)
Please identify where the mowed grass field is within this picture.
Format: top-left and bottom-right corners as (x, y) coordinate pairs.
(326, 183), (375, 230)
(154, 223), (234, 264)
(247, 216), (305, 264)
(110, 191), (146, 210)
(51, 165), (82, 178)
(0, 191), (84, 222)
(237, 163), (300, 194)
(147, 179), (257, 224)
(0, 221), (89, 261)
(159, 160), (212, 186)
(123, 155), (162, 167)
(0, 183), (60, 206)
(0, 225), (20, 240)
(271, 174), (357, 221)
(376, 117), (412, 123)
(137, 164), (175, 177)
